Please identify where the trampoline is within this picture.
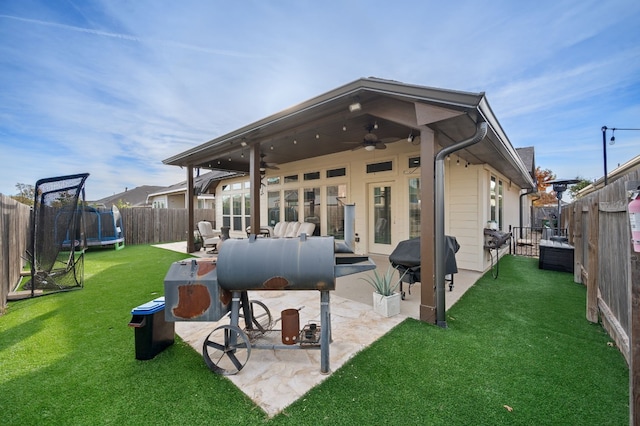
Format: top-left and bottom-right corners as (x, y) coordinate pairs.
(59, 205), (124, 249)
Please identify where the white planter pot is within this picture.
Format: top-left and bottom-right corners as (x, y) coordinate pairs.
(372, 292), (401, 317)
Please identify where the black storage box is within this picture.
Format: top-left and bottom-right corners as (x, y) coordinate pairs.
(539, 239), (574, 273)
(128, 297), (174, 360)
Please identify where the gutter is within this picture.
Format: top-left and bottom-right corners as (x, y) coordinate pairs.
(434, 121), (488, 327)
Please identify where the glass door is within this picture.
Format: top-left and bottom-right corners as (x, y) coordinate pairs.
(368, 182), (393, 254)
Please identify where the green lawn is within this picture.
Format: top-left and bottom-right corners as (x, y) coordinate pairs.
(0, 246), (629, 425)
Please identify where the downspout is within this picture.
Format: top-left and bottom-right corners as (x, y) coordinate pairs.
(434, 121), (488, 327)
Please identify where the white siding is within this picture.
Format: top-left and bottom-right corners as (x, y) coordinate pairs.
(213, 142), (527, 272)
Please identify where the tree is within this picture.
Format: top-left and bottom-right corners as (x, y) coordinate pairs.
(116, 199), (131, 209)
(10, 183), (35, 206)
(533, 167), (557, 206)
(568, 177), (593, 200)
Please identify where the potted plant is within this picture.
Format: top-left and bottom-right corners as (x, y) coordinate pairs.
(361, 266), (403, 317)
(193, 230), (203, 252)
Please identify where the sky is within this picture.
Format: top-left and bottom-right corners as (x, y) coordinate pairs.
(1, 0), (639, 200)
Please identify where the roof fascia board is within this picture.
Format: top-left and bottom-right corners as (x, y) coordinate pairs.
(163, 79), (367, 166)
(163, 78), (486, 166)
(477, 96), (535, 189)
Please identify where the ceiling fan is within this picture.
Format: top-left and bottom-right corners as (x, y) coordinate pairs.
(345, 124), (393, 151)
(260, 153), (279, 172)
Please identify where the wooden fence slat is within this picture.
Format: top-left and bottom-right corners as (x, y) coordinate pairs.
(0, 194), (31, 314)
(586, 199), (599, 323)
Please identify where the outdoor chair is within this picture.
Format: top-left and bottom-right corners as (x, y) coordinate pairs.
(197, 221), (221, 254)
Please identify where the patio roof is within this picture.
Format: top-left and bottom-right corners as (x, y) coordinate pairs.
(164, 77), (535, 189)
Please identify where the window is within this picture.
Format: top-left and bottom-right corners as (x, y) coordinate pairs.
(221, 181), (250, 231)
(284, 175), (298, 183)
(304, 171), (320, 181)
(267, 191), (280, 227)
(284, 189), (298, 221)
(326, 167), (346, 178)
(408, 157), (420, 168)
(409, 178), (420, 238)
(232, 194), (242, 231)
(304, 187), (320, 235)
(327, 184), (346, 238)
(366, 161), (393, 173)
(498, 179), (504, 230)
(373, 186), (391, 244)
(490, 176), (504, 230)
(267, 177), (280, 185)
(222, 195), (231, 227)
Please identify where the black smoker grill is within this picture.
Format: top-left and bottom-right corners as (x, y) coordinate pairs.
(164, 234), (375, 375)
(389, 236), (460, 298)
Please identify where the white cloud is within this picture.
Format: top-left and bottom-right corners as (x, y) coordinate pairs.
(1, 0), (639, 197)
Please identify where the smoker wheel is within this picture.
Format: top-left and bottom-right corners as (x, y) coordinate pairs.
(202, 325), (251, 375)
(240, 300), (273, 334)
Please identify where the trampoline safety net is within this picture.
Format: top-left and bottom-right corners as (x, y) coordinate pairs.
(25, 173), (90, 295)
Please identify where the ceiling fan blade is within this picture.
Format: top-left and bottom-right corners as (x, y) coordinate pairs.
(375, 143), (387, 150)
(380, 137), (400, 143)
(351, 144), (365, 151)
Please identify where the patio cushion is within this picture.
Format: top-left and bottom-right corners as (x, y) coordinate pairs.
(283, 222), (301, 238)
(269, 221), (316, 238)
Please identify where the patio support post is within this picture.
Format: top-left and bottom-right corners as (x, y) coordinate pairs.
(434, 122), (488, 327)
(419, 127), (437, 324)
(249, 144), (261, 235)
(187, 165), (195, 253)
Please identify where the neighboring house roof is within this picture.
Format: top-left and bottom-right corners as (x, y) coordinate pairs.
(516, 146), (536, 181)
(92, 185), (166, 208)
(163, 77), (535, 190)
(578, 154), (640, 197)
(146, 170), (241, 200)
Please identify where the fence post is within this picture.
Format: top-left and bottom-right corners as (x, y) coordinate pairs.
(627, 181), (640, 424)
(586, 197), (599, 323)
(631, 233), (640, 425)
(573, 202), (583, 284)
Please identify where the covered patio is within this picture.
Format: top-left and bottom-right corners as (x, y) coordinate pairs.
(163, 77), (534, 324)
(154, 241), (481, 416)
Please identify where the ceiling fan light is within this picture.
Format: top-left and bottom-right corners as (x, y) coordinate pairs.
(364, 144), (376, 151)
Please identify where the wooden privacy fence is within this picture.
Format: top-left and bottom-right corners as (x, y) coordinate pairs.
(567, 169), (639, 365)
(119, 208), (215, 245)
(0, 205), (215, 314)
(566, 169), (640, 422)
(0, 195), (31, 315)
